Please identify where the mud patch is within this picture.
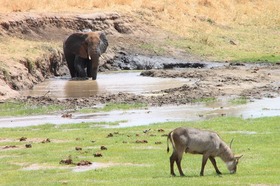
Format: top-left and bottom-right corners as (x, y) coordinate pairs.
(110, 53), (209, 70)
(72, 162), (150, 172)
(21, 163), (65, 171)
(1, 145), (18, 150)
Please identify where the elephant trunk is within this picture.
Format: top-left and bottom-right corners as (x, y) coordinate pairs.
(88, 38), (106, 80)
(90, 55), (99, 80)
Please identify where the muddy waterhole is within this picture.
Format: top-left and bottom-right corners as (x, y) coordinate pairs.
(1, 71), (279, 128)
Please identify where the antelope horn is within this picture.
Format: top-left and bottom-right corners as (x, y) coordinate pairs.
(230, 138), (234, 149)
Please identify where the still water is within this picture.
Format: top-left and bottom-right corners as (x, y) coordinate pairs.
(1, 72), (279, 128)
(1, 97), (280, 128)
(23, 72), (194, 98)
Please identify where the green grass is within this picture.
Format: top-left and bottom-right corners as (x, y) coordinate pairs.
(166, 25), (280, 63)
(0, 102), (147, 116)
(230, 97), (248, 105)
(193, 97), (216, 103)
(236, 54), (280, 63)
(0, 116), (279, 185)
(0, 101), (65, 116)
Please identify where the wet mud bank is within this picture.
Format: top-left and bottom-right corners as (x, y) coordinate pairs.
(0, 49), (66, 99)
(19, 60), (280, 109)
(106, 52), (208, 71)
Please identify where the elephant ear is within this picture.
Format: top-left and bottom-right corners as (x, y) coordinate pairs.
(98, 32), (108, 54)
(79, 41), (89, 59)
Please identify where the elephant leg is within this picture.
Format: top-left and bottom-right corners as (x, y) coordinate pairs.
(64, 52), (77, 78)
(74, 56), (87, 79)
(92, 66), (98, 80)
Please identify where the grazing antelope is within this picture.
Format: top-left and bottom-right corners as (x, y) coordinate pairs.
(167, 127), (242, 176)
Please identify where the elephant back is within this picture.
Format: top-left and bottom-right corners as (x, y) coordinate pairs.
(63, 33), (88, 58)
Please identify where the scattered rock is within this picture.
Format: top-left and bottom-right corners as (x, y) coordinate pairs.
(19, 137), (27, 141)
(77, 160), (92, 166)
(158, 129), (165, 132)
(75, 147), (82, 151)
(143, 129), (151, 133)
(100, 146), (107, 150)
(93, 153), (103, 157)
(25, 144), (32, 148)
(229, 40), (237, 45)
(107, 133), (114, 138)
(41, 138), (51, 143)
(135, 140), (148, 143)
(61, 113), (72, 118)
(3, 145), (17, 149)
(60, 156), (73, 165)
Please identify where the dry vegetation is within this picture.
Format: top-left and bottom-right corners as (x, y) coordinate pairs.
(1, 0), (279, 62)
(1, 0), (279, 28)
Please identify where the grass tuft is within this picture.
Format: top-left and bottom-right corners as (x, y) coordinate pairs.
(0, 101), (65, 116)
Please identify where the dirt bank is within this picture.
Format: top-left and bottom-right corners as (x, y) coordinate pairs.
(1, 12), (280, 107)
(0, 12), (162, 99)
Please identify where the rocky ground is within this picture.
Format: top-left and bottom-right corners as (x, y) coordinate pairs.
(1, 12), (280, 108)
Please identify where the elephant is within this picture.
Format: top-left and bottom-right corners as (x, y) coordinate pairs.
(63, 31), (108, 80)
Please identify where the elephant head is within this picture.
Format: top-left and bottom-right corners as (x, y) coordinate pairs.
(63, 31), (108, 80)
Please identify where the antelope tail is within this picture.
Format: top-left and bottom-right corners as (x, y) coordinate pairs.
(167, 132), (170, 153)
(167, 131), (174, 153)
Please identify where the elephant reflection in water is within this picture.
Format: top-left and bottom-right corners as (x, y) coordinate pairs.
(63, 31), (108, 80)
(64, 79), (99, 97)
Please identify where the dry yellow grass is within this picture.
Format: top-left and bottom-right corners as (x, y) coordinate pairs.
(0, 0), (279, 61)
(0, 0), (278, 23)
(1, 0), (279, 36)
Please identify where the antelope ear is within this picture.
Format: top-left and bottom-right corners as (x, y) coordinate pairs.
(235, 155), (243, 161)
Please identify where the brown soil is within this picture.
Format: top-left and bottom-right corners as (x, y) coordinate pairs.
(1, 12), (280, 106)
